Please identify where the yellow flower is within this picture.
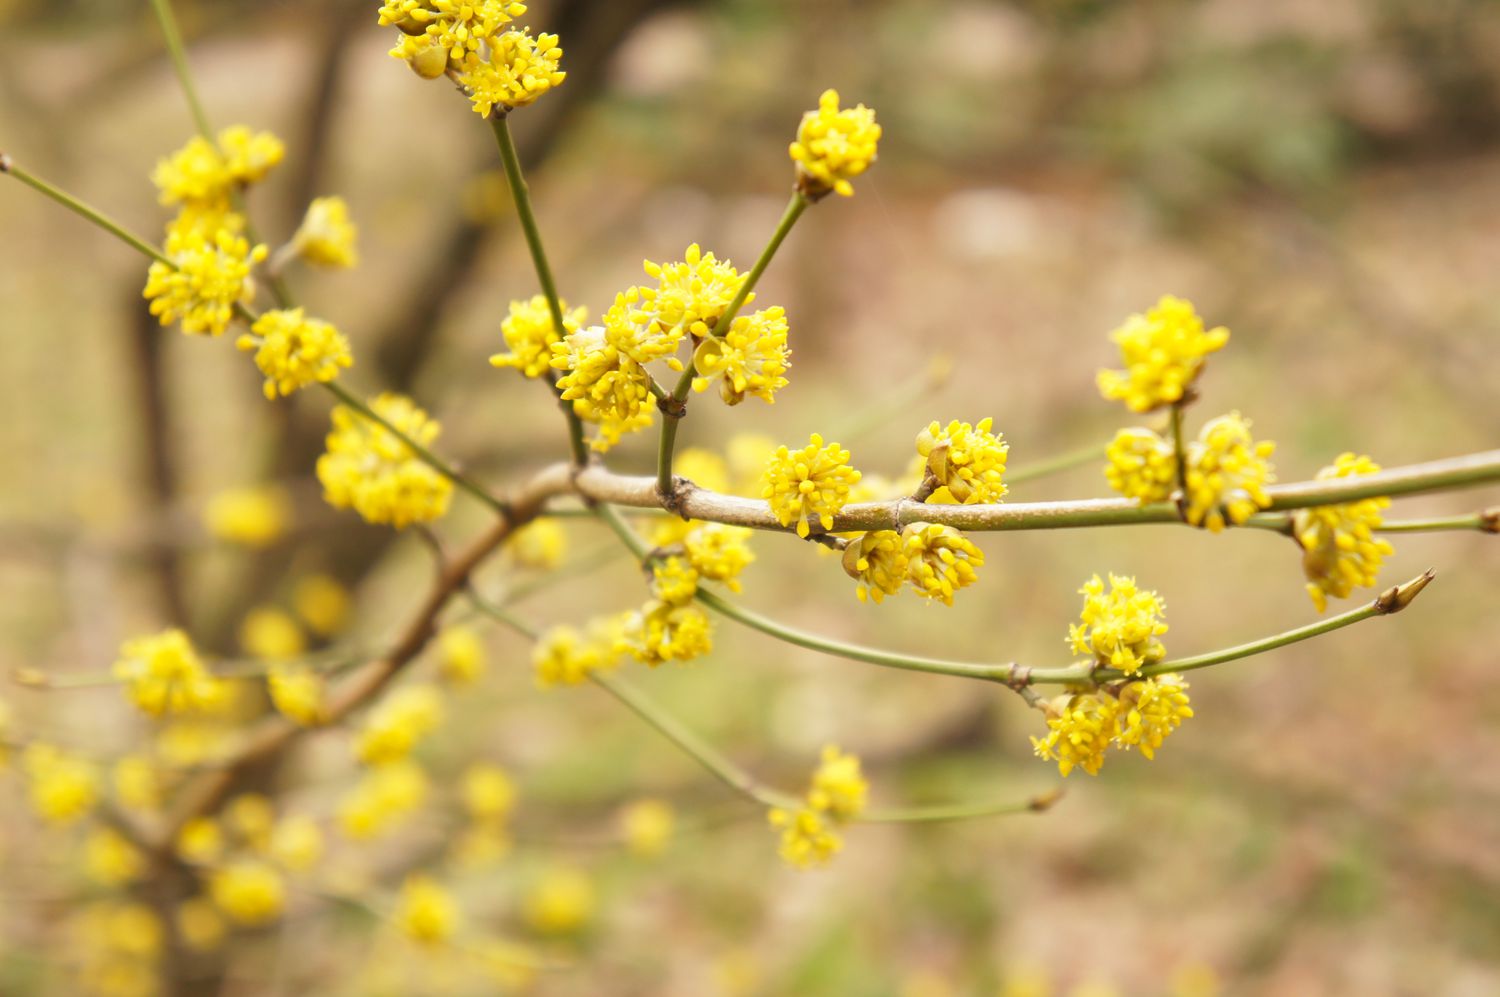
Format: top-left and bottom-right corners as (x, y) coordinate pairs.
(380, 1), (529, 67)
(225, 793), (276, 847)
(171, 907), (229, 967)
(727, 433), (778, 493)
(209, 860), (285, 926)
(808, 746), (867, 819)
(1030, 692), (1122, 777)
(1104, 427), (1177, 504)
(152, 126), (285, 207)
(506, 518), (568, 570)
(74, 901), (164, 960)
(177, 897), (226, 952)
(292, 573), (351, 636)
(396, 875), (462, 945)
(1069, 573), (1167, 674)
(84, 827), (145, 887)
(916, 417), (1009, 504)
(533, 622), (619, 688)
(144, 226), (267, 336)
(1097, 295), (1229, 413)
(462, 28), (566, 115)
(113, 755), (164, 812)
(462, 763), (518, 821)
(551, 325), (655, 452)
(291, 196), (358, 268)
(237, 308), (353, 399)
(437, 626), (486, 685)
(768, 806), (842, 869)
(269, 814), (324, 872)
(683, 522), (755, 591)
(762, 433), (862, 538)
(353, 684), (445, 765)
(114, 628), (229, 716)
(337, 758), (428, 839)
(692, 306), (791, 405)
(267, 661), (328, 726)
(317, 393), (454, 527)
(650, 554), (700, 605)
(203, 484), (291, 547)
(490, 295), (585, 379)
(841, 529), (909, 603)
(789, 89), (881, 198)
(638, 243), (747, 342)
(1183, 412), (1276, 532)
(175, 817), (225, 864)
(623, 600), (714, 666)
(522, 866), (594, 935)
(620, 798), (675, 857)
(1294, 453), (1394, 613)
(239, 607), (306, 662)
(1115, 674), (1193, 760)
(902, 522), (983, 605)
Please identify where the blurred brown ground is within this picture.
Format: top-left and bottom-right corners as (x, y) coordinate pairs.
(2, 1), (1500, 994)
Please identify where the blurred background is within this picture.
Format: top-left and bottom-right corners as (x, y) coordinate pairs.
(3, 0), (1500, 994)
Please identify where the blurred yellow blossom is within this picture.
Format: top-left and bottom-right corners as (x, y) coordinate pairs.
(210, 860), (286, 926)
(523, 866), (594, 935)
(84, 827), (145, 887)
(463, 762), (518, 822)
(534, 620), (622, 688)
(113, 755), (164, 812)
(239, 607), (306, 662)
(269, 814), (324, 872)
(176, 816), (225, 865)
(676, 447), (732, 493)
(338, 758), (429, 839)
(1031, 692), (1121, 778)
(153, 126), (284, 207)
(354, 684), (445, 765)
(506, 518), (568, 570)
(114, 628), (228, 716)
(620, 798), (675, 857)
(317, 393), (454, 528)
(203, 484), (291, 547)
(177, 897), (226, 952)
(291, 195), (358, 268)
(1104, 427), (1177, 504)
(623, 600), (714, 666)
(438, 626), (487, 685)
(396, 874), (462, 945)
(1295, 453), (1393, 612)
(292, 573), (352, 636)
(1183, 412), (1276, 532)
(808, 745), (867, 819)
(768, 806), (842, 869)
(682, 522), (755, 591)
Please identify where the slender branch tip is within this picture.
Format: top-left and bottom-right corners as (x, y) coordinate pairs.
(1375, 569), (1436, 614)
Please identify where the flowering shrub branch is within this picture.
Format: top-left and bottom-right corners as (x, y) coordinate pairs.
(2, 1), (1498, 989)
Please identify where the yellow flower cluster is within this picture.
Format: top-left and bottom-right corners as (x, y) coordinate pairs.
(620, 798), (676, 858)
(203, 484), (291, 547)
(144, 226), (267, 336)
(691, 306), (791, 405)
(551, 324), (655, 452)
(762, 433), (862, 538)
(916, 417), (1009, 504)
(152, 126), (285, 208)
(1097, 295), (1229, 413)
(523, 866), (595, 935)
(354, 684), (445, 765)
(507, 518), (569, 569)
(209, 859), (285, 926)
(84, 827), (145, 887)
(267, 661), (328, 726)
(624, 595), (714, 667)
(113, 628), (229, 717)
(1068, 574), (1168, 675)
(451, 761), (517, 868)
(239, 606), (305, 661)
(317, 393), (454, 527)
(639, 243), (746, 341)
(461, 29), (567, 116)
(681, 522), (756, 592)
(72, 901), (163, 997)
(769, 746), (868, 869)
(23, 744), (98, 824)
(293, 574), (352, 636)
(789, 89), (881, 198)
(841, 523), (985, 605)
(533, 620), (623, 688)
(338, 758), (429, 839)
(438, 626), (487, 685)
(1294, 453), (1394, 612)
(395, 874), (462, 945)
(490, 295), (585, 379)
(291, 196), (359, 268)
(238, 307), (353, 399)
(1103, 427), (1177, 504)
(1183, 412), (1276, 532)
(380, 1), (528, 71)
(1032, 674), (1194, 777)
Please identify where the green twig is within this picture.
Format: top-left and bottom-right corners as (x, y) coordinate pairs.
(1, 157), (170, 265)
(148, 0), (213, 140)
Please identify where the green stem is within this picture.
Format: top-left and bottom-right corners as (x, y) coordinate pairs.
(657, 192), (809, 499)
(465, 589), (541, 640)
(589, 671), (799, 809)
(321, 381), (509, 517)
(1169, 401), (1188, 495)
(1, 159), (170, 265)
(1374, 512), (1497, 533)
(694, 588), (1015, 683)
(860, 789), (1061, 824)
(1007, 440), (1110, 487)
(488, 114), (588, 467)
(148, 0), (213, 140)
